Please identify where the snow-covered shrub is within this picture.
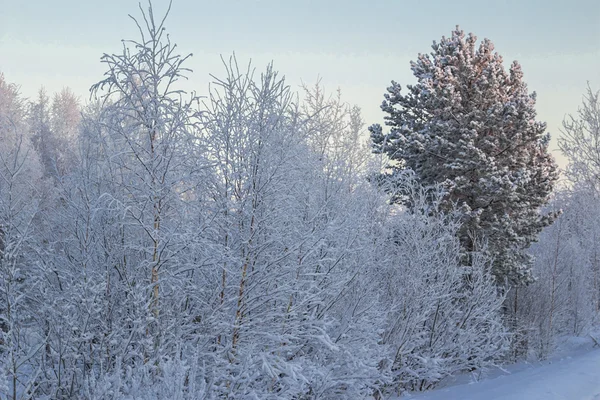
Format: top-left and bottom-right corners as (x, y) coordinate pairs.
(377, 175), (509, 394)
(514, 189), (600, 360)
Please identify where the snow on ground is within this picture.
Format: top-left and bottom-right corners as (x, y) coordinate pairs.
(402, 337), (600, 400)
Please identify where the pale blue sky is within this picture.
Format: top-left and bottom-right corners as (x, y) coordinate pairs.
(1, 0), (599, 166)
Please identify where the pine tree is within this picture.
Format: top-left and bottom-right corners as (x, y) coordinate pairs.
(370, 27), (559, 285)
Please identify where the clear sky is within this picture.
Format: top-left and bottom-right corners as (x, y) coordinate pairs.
(1, 0), (599, 167)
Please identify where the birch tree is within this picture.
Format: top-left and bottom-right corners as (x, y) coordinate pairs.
(89, 0), (202, 365)
(559, 85), (600, 192)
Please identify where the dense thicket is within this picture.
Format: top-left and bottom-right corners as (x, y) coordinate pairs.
(0, 4), (597, 400)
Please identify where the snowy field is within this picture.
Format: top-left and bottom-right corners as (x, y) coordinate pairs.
(404, 338), (600, 400)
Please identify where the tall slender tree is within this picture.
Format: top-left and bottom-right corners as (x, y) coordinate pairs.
(89, 0), (202, 363)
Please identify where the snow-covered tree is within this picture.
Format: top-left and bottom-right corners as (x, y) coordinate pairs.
(0, 74), (46, 400)
(50, 88), (80, 174)
(88, 0), (204, 368)
(370, 27), (559, 285)
(559, 85), (600, 192)
(28, 88), (57, 178)
(28, 87), (80, 179)
(194, 57), (385, 398)
(514, 189), (600, 360)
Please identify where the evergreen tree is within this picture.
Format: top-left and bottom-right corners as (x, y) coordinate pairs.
(370, 27), (559, 285)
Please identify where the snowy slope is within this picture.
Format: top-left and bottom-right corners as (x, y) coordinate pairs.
(404, 344), (600, 400)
